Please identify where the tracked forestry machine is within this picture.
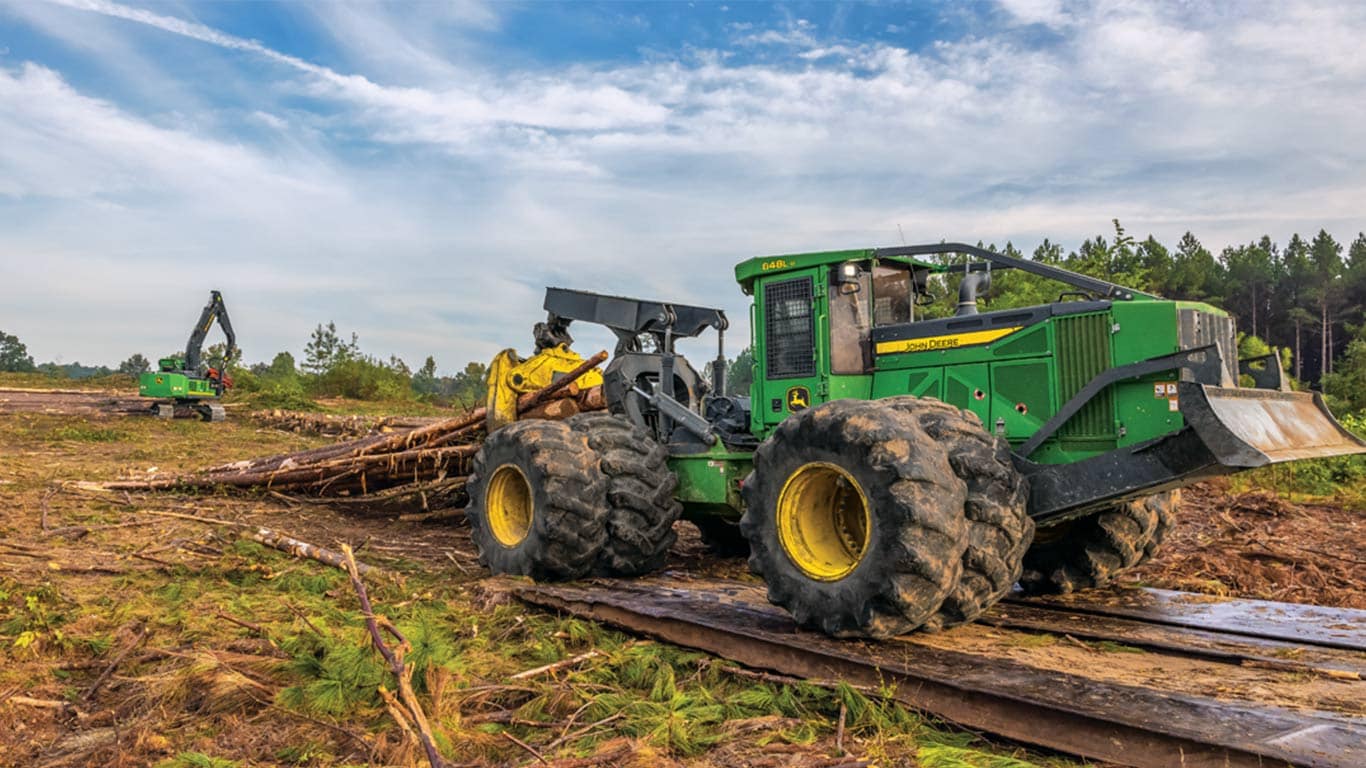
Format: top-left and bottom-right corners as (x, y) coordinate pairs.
(138, 290), (236, 422)
(467, 244), (1366, 638)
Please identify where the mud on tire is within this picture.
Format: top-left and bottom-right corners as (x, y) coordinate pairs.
(567, 413), (682, 576)
(467, 420), (608, 580)
(740, 399), (968, 638)
(882, 397), (1033, 631)
(1019, 490), (1181, 595)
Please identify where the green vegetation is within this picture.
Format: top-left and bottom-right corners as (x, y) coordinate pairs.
(948, 224), (1366, 404)
(1238, 411), (1366, 501)
(0, 329), (36, 372)
(0, 408), (1071, 764)
(229, 324), (487, 412)
(48, 424), (125, 442)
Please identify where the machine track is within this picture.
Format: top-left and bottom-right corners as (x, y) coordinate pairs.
(512, 575), (1365, 768)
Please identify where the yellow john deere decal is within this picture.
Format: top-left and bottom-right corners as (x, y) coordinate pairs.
(875, 326), (1023, 355)
(786, 386), (811, 411)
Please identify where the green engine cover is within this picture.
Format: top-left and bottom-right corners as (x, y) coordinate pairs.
(139, 371), (219, 400)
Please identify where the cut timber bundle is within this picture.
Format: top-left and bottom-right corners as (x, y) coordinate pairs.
(247, 409), (442, 439)
(104, 351), (610, 506)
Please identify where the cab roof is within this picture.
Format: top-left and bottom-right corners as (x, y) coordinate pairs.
(734, 248), (938, 293)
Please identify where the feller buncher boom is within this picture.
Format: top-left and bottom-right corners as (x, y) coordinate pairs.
(466, 243), (1366, 638)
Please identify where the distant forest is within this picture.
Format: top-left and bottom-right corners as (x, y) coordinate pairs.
(958, 223), (1364, 391)
(4, 221), (1366, 412)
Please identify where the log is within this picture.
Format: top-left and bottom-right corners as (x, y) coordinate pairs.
(102, 350), (609, 502)
(250, 528), (382, 577)
(106, 445), (479, 492)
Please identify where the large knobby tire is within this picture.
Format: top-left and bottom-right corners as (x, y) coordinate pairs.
(882, 397), (1033, 631)
(1019, 490), (1181, 595)
(740, 399), (969, 638)
(467, 420), (608, 580)
(567, 413), (682, 576)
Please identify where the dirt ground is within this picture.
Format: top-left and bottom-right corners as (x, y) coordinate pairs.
(0, 387), (151, 417)
(0, 404), (1360, 768)
(1129, 480), (1365, 609)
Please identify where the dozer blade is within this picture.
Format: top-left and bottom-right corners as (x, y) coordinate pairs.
(1180, 383), (1366, 467)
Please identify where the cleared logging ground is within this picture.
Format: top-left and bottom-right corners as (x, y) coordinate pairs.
(0, 406), (1360, 767)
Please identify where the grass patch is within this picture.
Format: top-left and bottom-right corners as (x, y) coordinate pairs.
(157, 753), (242, 768)
(1094, 640), (1145, 654)
(1006, 633), (1058, 648)
(48, 425), (125, 442)
(919, 743), (1045, 767)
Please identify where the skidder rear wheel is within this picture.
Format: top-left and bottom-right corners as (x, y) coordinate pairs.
(882, 397), (1033, 631)
(1019, 490), (1181, 595)
(467, 420), (608, 580)
(740, 399), (968, 638)
(567, 413), (682, 576)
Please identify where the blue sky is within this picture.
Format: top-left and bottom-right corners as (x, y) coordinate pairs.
(2, 1), (1365, 370)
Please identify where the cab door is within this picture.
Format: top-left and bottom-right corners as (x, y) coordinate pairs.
(754, 271), (823, 431)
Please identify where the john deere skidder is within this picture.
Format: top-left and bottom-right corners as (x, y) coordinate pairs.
(467, 243), (1366, 638)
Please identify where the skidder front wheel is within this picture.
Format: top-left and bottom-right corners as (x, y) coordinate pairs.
(741, 399), (968, 638)
(1019, 490), (1181, 595)
(567, 413), (682, 576)
(467, 420), (608, 580)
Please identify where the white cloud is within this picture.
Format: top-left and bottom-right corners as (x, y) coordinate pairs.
(996, 0), (1070, 28)
(3, 0), (1366, 370)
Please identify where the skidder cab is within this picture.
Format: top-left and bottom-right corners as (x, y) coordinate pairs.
(466, 243), (1366, 638)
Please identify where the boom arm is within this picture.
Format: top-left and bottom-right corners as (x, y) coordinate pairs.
(872, 242), (1157, 301)
(184, 290), (236, 373)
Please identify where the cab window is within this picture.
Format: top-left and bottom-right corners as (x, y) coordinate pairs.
(829, 264), (872, 374)
(873, 263), (914, 326)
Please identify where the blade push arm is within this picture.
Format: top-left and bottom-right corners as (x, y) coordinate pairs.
(873, 242), (1157, 301)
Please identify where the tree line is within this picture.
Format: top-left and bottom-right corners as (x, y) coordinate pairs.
(962, 223), (1365, 412)
(0, 322), (489, 411)
(4, 222), (1365, 413)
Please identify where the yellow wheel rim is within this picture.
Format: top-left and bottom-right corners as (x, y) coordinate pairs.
(776, 462), (870, 581)
(486, 464), (533, 547)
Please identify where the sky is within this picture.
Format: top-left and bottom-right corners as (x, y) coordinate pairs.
(2, 0), (1365, 372)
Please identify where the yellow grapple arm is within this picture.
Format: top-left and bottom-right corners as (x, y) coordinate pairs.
(485, 344), (605, 431)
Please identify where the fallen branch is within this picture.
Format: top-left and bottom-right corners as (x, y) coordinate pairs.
(83, 625), (147, 701)
(835, 701), (847, 756)
(509, 650), (602, 681)
(502, 731), (548, 765)
(342, 543), (448, 768)
(214, 610), (271, 639)
(541, 713), (624, 752)
(251, 528), (382, 577)
(5, 695), (70, 709)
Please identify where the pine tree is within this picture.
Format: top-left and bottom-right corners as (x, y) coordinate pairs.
(1309, 230), (1345, 378)
(413, 356), (439, 396)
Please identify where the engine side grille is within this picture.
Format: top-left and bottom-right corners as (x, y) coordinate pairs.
(764, 277), (816, 379)
(1054, 313), (1114, 442)
(1178, 309), (1237, 386)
